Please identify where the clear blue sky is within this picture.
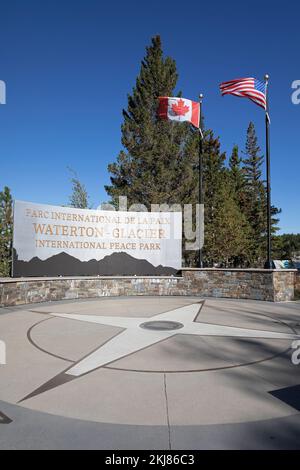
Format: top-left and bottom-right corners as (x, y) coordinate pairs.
(0, 0), (299, 233)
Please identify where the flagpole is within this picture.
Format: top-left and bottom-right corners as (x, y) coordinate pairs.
(199, 93), (204, 268)
(264, 74), (272, 269)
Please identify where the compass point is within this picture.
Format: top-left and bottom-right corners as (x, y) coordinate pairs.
(19, 372), (75, 403)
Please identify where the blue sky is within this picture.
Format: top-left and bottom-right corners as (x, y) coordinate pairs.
(0, 0), (299, 233)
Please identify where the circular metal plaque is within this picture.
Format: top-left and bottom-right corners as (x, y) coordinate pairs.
(139, 320), (184, 331)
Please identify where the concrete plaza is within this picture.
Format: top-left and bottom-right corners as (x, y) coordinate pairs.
(0, 296), (299, 449)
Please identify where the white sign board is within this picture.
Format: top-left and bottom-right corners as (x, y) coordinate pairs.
(273, 260), (294, 269)
(12, 200), (182, 277)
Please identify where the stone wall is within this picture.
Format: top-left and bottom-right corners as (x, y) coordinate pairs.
(0, 268), (297, 307)
(295, 272), (300, 299)
(180, 269), (275, 301)
(0, 277), (186, 307)
(273, 271), (296, 302)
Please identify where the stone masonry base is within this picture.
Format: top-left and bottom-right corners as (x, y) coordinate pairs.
(0, 269), (298, 307)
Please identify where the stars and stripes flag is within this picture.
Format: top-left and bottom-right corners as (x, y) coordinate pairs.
(219, 77), (267, 110)
(158, 96), (200, 128)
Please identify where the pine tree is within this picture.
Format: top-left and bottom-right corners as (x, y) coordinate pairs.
(242, 122), (280, 265)
(241, 122), (266, 263)
(273, 233), (300, 259)
(229, 144), (241, 173)
(201, 131), (227, 266)
(105, 38), (280, 268)
(178, 127), (229, 266)
(204, 176), (252, 267)
(180, 128), (251, 267)
(68, 168), (90, 209)
(0, 186), (13, 277)
(105, 35), (191, 208)
(229, 144), (246, 206)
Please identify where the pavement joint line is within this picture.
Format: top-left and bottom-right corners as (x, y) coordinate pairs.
(24, 302), (297, 375)
(163, 374), (172, 450)
(0, 297), (300, 445)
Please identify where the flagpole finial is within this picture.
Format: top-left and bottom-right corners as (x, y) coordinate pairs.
(199, 93), (204, 101)
(264, 74), (269, 82)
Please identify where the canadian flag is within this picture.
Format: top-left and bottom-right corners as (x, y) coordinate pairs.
(158, 96), (200, 128)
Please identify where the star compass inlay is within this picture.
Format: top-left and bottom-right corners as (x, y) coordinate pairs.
(20, 300), (300, 402)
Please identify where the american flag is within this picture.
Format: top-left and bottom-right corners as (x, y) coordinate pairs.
(219, 77), (267, 110)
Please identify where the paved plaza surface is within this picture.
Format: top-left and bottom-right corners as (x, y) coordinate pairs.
(0, 296), (300, 449)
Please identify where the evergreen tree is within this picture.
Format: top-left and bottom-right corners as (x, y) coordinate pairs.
(243, 122), (264, 183)
(229, 144), (246, 206)
(270, 204), (282, 257)
(242, 122), (267, 264)
(229, 144), (241, 173)
(202, 131), (227, 264)
(105, 37), (282, 268)
(273, 233), (300, 259)
(68, 168), (90, 209)
(204, 176), (252, 267)
(105, 35), (191, 208)
(180, 128), (251, 267)
(242, 122), (281, 265)
(0, 186), (13, 277)
(177, 127), (228, 266)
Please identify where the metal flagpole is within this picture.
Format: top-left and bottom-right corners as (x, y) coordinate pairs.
(264, 74), (272, 269)
(199, 94), (204, 268)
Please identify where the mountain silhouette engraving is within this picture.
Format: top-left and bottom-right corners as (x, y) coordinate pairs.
(12, 249), (178, 277)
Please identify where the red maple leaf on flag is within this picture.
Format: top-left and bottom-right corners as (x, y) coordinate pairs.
(171, 99), (190, 116)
